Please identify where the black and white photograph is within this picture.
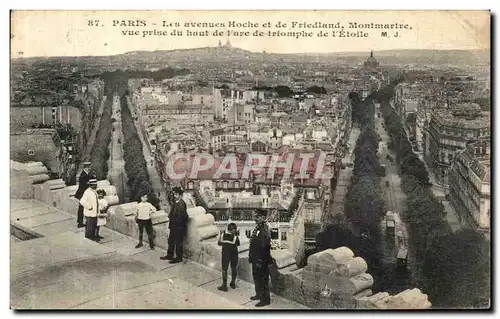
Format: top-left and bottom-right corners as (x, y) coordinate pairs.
(8, 10), (491, 310)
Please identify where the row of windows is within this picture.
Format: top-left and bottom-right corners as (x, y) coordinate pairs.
(449, 189), (477, 226)
(455, 160), (484, 195)
(435, 124), (489, 138)
(247, 229), (288, 241)
(215, 214), (291, 230)
(450, 184), (479, 217)
(437, 148), (487, 172)
(212, 135), (245, 142)
(187, 180), (252, 189)
(449, 170), (481, 209)
(440, 152), (454, 164)
(440, 138), (464, 147)
(216, 180), (251, 189)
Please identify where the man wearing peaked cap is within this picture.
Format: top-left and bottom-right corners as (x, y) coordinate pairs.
(75, 162), (94, 228)
(79, 178), (100, 241)
(161, 186), (188, 263)
(248, 208), (273, 307)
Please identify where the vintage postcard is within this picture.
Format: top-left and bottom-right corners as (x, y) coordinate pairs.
(10, 10), (491, 310)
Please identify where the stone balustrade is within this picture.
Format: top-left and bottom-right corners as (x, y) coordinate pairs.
(32, 179), (120, 213)
(269, 247), (431, 309)
(107, 202), (169, 246)
(356, 288), (432, 309)
(10, 161), (50, 199)
(22, 176), (431, 310)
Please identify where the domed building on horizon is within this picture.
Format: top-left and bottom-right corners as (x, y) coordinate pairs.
(364, 50), (380, 70)
(361, 50), (383, 97)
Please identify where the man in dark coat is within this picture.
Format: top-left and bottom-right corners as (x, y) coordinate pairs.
(248, 209), (273, 307)
(74, 162), (93, 228)
(160, 187), (189, 264)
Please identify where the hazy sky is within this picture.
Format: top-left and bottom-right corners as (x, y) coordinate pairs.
(11, 10), (490, 58)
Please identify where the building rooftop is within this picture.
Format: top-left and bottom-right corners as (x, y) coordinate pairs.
(166, 150), (330, 185)
(433, 108), (490, 129)
(452, 102), (482, 116)
(364, 51), (379, 69)
(145, 104), (212, 113)
(198, 188), (296, 211)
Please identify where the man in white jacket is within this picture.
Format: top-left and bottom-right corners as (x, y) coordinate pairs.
(79, 179), (100, 241)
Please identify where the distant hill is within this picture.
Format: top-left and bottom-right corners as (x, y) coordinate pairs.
(122, 46), (255, 61)
(12, 46), (490, 67)
(117, 47), (490, 65)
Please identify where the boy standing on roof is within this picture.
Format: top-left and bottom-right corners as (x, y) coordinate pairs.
(217, 223), (240, 292)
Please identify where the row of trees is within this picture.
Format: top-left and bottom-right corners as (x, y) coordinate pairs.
(250, 85), (328, 98)
(99, 68), (161, 208)
(348, 92), (364, 124)
(120, 95), (160, 209)
(102, 68), (190, 85)
(344, 94), (386, 291)
(317, 92), (387, 291)
(90, 95), (112, 180)
(306, 86), (328, 95)
(374, 86), (490, 308)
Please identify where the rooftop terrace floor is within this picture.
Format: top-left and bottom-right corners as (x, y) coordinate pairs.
(10, 199), (306, 310)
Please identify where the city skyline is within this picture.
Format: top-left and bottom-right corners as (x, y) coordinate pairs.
(9, 9), (491, 311)
(11, 10), (490, 58)
(11, 45), (489, 60)
(11, 42), (490, 60)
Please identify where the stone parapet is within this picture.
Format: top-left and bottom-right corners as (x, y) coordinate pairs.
(23, 177), (431, 310)
(33, 179), (120, 215)
(107, 205), (169, 246)
(269, 247), (431, 309)
(10, 161), (50, 199)
(10, 169), (35, 199)
(357, 288), (432, 309)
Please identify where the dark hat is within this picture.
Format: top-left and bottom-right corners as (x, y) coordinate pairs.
(83, 162), (92, 167)
(88, 179), (98, 185)
(255, 209), (267, 217)
(172, 187), (184, 195)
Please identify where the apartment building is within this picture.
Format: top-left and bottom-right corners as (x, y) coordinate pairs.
(426, 103), (490, 186)
(448, 142), (490, 233)
(209, 125), (248, 152)
(226, 103), (254, 125)
(141, 104), (214, 127)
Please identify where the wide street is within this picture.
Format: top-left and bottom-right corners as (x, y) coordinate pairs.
(374, 102), (412, 260)
(374, 105), (406, 216)
(79, 95), (107, 170)
(324, 126), (360, 224)
(108, 95), (128, 201)
(373, 102), (417, 294)
(126, 96), (170, 212)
